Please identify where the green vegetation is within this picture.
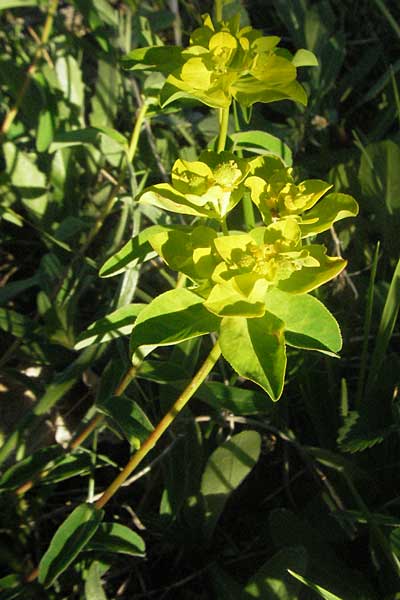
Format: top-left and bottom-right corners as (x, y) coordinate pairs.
(0, 1), (399, 598)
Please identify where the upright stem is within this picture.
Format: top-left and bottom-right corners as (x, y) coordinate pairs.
(95, 342), (221, 510)
(127, 101), (149, 164)
(233, 100), (255, 229)
(214, 0), (223, 22)
(0, 0), (59, 137)
(217, 106), (230, 153)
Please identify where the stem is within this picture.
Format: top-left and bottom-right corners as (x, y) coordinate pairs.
(217, 107), (230, 153)
(221, 217), (229, 236)
(94, 342), (221, 510)
(214, 0), (223, 22)
(233, 100), (255, 229)
(0, 0), (59, 137)
(127, 101), (149, 164)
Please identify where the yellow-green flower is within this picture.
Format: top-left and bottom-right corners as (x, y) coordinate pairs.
(139, 150), (249, 220)
(162, 14), (316, 109)
(122, 14), (318, 110)
(246, 155), (359, 236)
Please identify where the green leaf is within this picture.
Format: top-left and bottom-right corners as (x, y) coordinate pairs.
(230, 131), (292, 166)
(196, 382), (274, 415)
(74, 304), (145, 350)
(219, 312), (286, 401)
(3, 142), (48, 220)
(38, 503), (104, 588)
(99, 228), (160, 278)
(55, 56), (84, 108)
(0, 445), (63, 491)
(121, 46), (183, 74)
(130, 288), (220, 353)
(85, 562), (108, 600)
(243, 547), (308, 599)
(49, 127), (127, 153)
(288, 571), (343, 600)
(43, 451), (108, 485)
(359, 140), (400, 215)
(292, 48), (319, 67)
(277, 245), (346, 294)
(201, 430), (261, 539)
(0, 0), (38, 7)
(365, 257), (400, 395)
(0, 307), (39, 339)
(265, 288), (342, 355)
(300, 193), (359, 237)
(98, 394), (153, 449)
(87, 523), (145, 557)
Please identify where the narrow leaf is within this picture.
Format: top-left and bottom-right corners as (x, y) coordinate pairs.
(288, 570), (343, 600)
(74, 304), (145, 350)
(38, 503), (104, 587)
(87, 523), (145, 557)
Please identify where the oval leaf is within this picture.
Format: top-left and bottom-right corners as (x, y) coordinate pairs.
(265, 288), (342, 354)
(130, 288), (220, 353)
(219, 312), (286, 400)
(201, 430), (261, 539)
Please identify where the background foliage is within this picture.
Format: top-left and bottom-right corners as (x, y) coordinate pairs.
(0, 0), (399, 598)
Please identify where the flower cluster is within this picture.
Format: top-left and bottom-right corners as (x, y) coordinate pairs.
(123, 13), (318, 109)
(142, 151), (358, 318)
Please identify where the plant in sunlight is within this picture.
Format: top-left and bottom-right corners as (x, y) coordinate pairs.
(2, 3), (359, 594)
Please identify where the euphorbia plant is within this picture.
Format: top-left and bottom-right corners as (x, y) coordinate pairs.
(34, 6), (358, 588)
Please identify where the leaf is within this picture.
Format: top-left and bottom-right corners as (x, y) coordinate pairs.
(230, 131), (292, 166)
(359, 139), (400, 205)
(337, 410), (391, 453)
(121, 46), (183, 74)
(300, 193), (359, 237)
(219, 312), (286, 401)
(43, 451), (108, 485)
(0, 307), (41, 340)
(196, 382), (274, 415)
(98, 394), (153, 449)
(74, 304), (145, 350)
(201, 430), (261, 538)
(277, 245), (346, 294)
(55, 56), (84, 108)
(85, 562), (108, 600)
(288, 571), (343, 600)
(0, 445), (63, 491)
(243, 547), (308, 599)
(99, 229), (160, 278)
(365, 258), (400, 395)
(87, 523), (145, 557)
(264, 288), (342, 355)
(130, 288), (220, 353)
(292, 48), (319, 67)
(0, 0), (38, 7)
(49, 127), (127, 153)
(3, 142), (48, 220)
(38, 503), (104, 588)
